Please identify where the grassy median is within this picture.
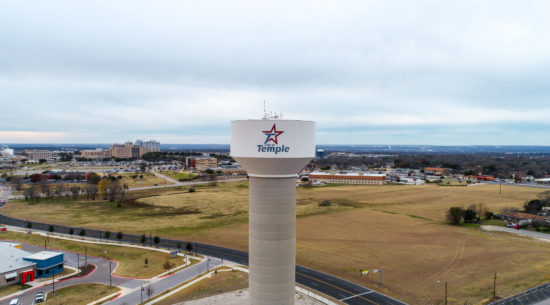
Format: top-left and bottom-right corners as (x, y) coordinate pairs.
(43, 284), (119, 305)
(0, 232), (188, 278)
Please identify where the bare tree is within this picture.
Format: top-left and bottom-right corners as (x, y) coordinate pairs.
(10, 176), (23, 191)
(85, 184), (98, 200)
(70, 186), (81, 200)
(107, 181), (123, 202)
(56, 184), (66, 201)
(145, 284), (155, 298)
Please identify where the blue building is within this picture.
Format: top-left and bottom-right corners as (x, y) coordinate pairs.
(23, 251), (64, 278)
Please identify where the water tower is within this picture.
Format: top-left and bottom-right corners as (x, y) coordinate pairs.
(231, 115), (315, 305)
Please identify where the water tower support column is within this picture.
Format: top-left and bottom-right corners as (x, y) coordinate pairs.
(249, 176), (296, 305)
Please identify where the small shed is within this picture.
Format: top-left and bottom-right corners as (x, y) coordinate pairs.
(24, 251), (64, 278)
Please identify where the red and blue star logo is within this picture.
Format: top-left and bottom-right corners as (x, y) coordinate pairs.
(262, 124), (284, 145)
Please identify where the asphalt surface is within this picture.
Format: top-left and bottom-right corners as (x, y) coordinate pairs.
(489, 281), (550, 305)
(0, 211), (407, 305)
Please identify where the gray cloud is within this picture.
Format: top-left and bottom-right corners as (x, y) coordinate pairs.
(1, 0), (550, 144)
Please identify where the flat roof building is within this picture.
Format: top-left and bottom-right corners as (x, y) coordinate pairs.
(0, 243), (35, 287)
(309, 172), (387, 185)
(24, 251), (64, 278)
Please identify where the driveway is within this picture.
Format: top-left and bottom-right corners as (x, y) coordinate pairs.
(481, 225), (550, 242)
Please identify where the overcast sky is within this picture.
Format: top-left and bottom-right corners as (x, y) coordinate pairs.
(1, 1), (550, 145)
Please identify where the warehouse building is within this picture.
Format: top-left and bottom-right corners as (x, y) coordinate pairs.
(0, 243), (35, 287)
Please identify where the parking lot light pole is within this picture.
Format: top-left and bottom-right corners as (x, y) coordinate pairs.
(109, 261), (112, 287)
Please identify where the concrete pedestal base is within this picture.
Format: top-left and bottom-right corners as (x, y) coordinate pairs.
(249, 176), (296, 305)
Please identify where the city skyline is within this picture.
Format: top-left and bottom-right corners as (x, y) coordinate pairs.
(1, 1), (550, 145)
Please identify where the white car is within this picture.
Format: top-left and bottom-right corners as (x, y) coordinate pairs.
(9, 299), (20, 305)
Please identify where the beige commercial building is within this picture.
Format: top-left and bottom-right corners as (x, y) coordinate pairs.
(25, 150), (52, 160)
(186, 157), (218, 171)
(308, 172), (386, 185)
(81, 148), (111, 159)
(110, 142), (153, 159)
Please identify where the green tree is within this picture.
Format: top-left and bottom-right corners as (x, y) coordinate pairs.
(116, 231), (123, 240)
(144, 257), (148, 267)
(79, 229), (86, 236)
(48, 225), (54, 233)
(463, 208), (477, 223)
(153, 236), (160, 246)
(26, 222), (33, 230)
(104, 231), (111, 239)
(141, 234), (147, 245)
(69, 228), (74, 235)
(186, 242), (193, 253)
(446, 207), (464, 225)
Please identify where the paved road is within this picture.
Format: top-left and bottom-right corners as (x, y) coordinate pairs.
(482, 225), (550, 243)
(0, 213), (407, 305)
(489, 281), (550, 305)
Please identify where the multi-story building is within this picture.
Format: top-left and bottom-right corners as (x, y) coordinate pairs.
(186, 157), (218, 171)
(80, 148), (111, 159)
(109, 142), (154, 159)
(135, 140), (160, 152)
(25, 150), (52, 161)
(308, 172), (386, 185)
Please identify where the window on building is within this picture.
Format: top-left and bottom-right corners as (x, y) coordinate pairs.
(58, 264), (63, 269)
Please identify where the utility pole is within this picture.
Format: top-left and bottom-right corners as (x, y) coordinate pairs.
(85, 246), (87, 265)
(445, 282), (448, 305)
(109, 261), (112, 287)
(77, 254), (80, 275)
(378, 269), (382, 288)
(493, 272), (497, 299)
(140, 284), (143, 303)
(52, 272), (55, 296)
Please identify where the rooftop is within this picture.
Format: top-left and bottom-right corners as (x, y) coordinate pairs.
(0, 243), (34, 273)
(24, 251), (63, 261)
(309, 172), (386, 177)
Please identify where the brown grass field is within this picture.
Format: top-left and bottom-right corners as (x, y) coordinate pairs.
(3, 182), (550, 304)
(155, 268), (248, 305)
(43, 284), (119, 304)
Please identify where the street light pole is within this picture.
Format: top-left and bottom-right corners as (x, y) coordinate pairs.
(378, 269), (382, 288)
(140, 284), (143, 303)
(52, 272), (55, 296)
(493, 272), (497, 299)
(109, 261), (112, 287)
(85, 246), (87, 265)
(77, 254), (80, 275)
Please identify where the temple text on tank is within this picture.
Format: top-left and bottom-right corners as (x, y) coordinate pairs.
(257, 124), (290, 154)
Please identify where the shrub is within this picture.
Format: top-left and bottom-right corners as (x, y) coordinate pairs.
(117, 231), (123, 240)
(446, 207), (464, 225)
(463, 209), (477, 223)
(189, 187), (196, 193)
(104, 231), (111, 239)
(319, 200), (331, 207)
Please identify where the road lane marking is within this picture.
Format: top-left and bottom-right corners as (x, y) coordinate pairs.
(296, 271), (379, 305)
(340, 291), (374, 301)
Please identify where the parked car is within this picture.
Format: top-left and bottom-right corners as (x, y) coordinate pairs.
(9, 298), (20, 305)
(506, 222), (515, 227)
(35, 292), (45, 303)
